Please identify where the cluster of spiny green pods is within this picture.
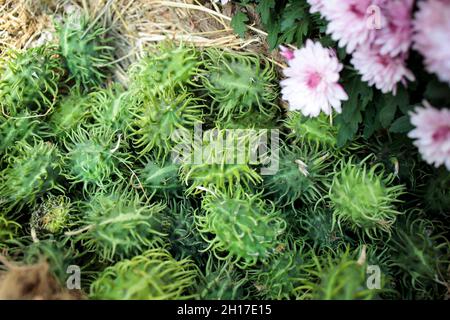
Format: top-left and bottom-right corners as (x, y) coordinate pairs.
(0, 14), (449, 300)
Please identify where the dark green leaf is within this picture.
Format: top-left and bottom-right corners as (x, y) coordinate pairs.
(379, 104), (397, 128)
(389, 115), (413, 133)
(363, 104), (378, 139)
(377, 88), (409, 128)
(231, 11), (249, 38)
(256, 0), (276, 25)
(336, 75), (374, 146)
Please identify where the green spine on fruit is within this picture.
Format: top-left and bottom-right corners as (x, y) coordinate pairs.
(167, 200), (208, 262)
(48, 87), (90, 138)
(214, 109), (280, 130)
(0, 140), (62, 212)
(202, 49), (279, 120)
(285, 111), (338, 149)
(297, 207), (352, 250)
(197, 188), (286, 268)
(328, 157), (405, 239)
(63, 126), (129, 191)
(369, 135), (420, 188)
(299, 247), (380, 300)
(179, 128), (263, 195)
(264, 144), (330, 207)
(73, 188), (168, 262)
(131, 89), (204, 159)
(0, 214), (21, 247)
(31, 194), (72, 235)
(137, 157), (183, 199)
(388, 214), (450, 299)
(0, 112), (43, 157)
(90, 248), (199, 299)
(249, 241), (312, 300)
(57, 15), (113, 90)
(0, 45), (63, 115)
(90, 84), (132, 134)
(128, 44), (201, 95)
(197, 256), (249, 300)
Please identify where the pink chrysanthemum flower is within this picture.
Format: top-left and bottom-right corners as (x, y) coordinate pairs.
(323, 0), (385, 53)
(374, 0), (414, 57)
(413, 0), (450, 84)
(279, 45), (295, 61)
(351, 44), (415, 94)
(408, 103), (450, 171)
(281, 40), (348, 117)
(306, 0), (324, 14)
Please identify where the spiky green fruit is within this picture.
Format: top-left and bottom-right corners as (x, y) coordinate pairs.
(128, 44), (201, 95)
(264, 144), (330, 207)
(197, 256), (249, 300)
(388, 215), (450, 299)
(0, 112), (43, 157)
(48, 87), (90, 138)
(63, 126), (130, 191)
(72, 188), (167, 262)
(249, 242), (312, 300)
(0, 45), (64, 115)
(202, 49), (279, 120)
(296, 207), (352, 250)
(179, 128), (263, 195)
(167, 200), (208, 262)
(285, 111), (338, 149)
(90, 248), (199, 299)
(31, 195), (72, 235)
(328, 157), (405, 239)
(138, 158), (183, 199)
(197, 188), (286, 268)
(214, 109), (280, 130)
(0, 214), (20, 247)
(131, 90), (204, 159)
(299, 247), (380, 300)
(57, 15), (113, 90)
(90, 84), (132, 134)
(369, 134), (420, 188)
(0, 140), (62, 212)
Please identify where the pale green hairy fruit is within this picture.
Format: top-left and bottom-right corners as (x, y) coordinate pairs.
(131, 89), (204, 159)
(73, 188), (168, 262)
(197, 188), (286, 268)
(63, 126), (130, 191)
(202, 48), (279, 121)
(197, 256), (249, 300)
(249, 241), (313, 300)
(128, 43), (201, 95)
(48, 88), (90, 138)
(90, 248), (199, 299)
(179, 128), (263, 195)
(264, 144), (330, 207)
(328, 157), (405, 239)
(0, 140), (63, 212)
(285, 111), (338, 149)
(0, 45), (64, 116)
(57, 14), (113, 90)
(298, 247), (381, 300)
